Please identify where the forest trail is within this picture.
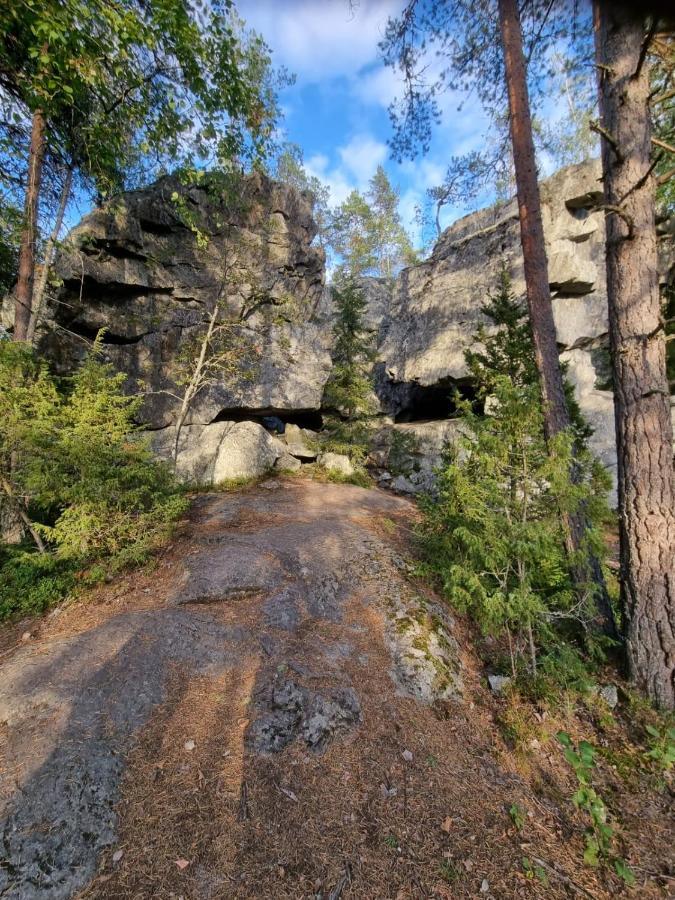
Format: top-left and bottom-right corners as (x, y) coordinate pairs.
(0, 479), (667, 899)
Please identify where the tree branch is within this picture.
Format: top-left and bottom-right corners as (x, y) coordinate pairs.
(632, 18), (657, 81)
(652, 136), (675, 155)
(590, 119), (623, 162)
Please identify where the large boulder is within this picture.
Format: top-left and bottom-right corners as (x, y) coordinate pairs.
(375, 161), (612, 394)
(32, 172), (332, 428)
(151, 420), (284, 484)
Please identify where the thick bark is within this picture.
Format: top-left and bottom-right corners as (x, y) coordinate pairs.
(26, 166), (72, 345)
(497, 0), (618, 641)
(594, 3), (675, 708)
(13, 109), (46, 343)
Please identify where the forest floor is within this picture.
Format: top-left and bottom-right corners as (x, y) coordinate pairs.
(0, 477), (672, 899)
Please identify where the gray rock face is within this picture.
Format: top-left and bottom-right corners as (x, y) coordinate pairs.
(35, 172), (331, 428)
(151, 420), (285, 484)
(247, 678), (362, 754)
(369, 160), (673, 497)
(376, 161), (612, 392)
(370, 419), (466, 494)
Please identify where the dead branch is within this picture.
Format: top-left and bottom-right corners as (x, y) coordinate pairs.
(590, 120), (623, 162)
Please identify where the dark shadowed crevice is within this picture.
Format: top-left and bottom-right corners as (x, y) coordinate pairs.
(138, 217), (178, 235)
(63, 320), (150, 345)
(209, 407), (324, 430)
(62, 275), (174, 302)
(375, 371), (480, 423)
(394, 380), (479, 423)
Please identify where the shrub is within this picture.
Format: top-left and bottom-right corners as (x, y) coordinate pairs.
(0, 336), (187, 619)
(418, 267), (612, 678)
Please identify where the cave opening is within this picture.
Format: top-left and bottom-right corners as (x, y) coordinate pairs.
(393, 379), (480, 423)
(210, 407), (324, 431)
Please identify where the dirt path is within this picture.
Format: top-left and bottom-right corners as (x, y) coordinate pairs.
(0, 479), (669, 899)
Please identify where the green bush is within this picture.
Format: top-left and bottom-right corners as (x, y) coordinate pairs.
(0, 336), (187, 619)
(418, 267), (612, 678)
(0, 546), (77, 619)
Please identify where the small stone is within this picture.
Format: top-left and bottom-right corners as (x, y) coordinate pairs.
(480, 878), (489, 893)
(487, 674), (512, 695)
(112, 850), (124, 864)
(184, 740), (196, 752)
(21, 632), (31, 642)
(262, 479), (281, 490)
(402, 749), (413, 763)
(318, 452), (354, 477)
(599, 684), (618, 709)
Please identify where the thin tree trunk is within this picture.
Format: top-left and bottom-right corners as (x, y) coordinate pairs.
(497, 0), (618, 640)
(13, 109), (46, 343)
(593, 3), (675, 708)
(173, 300), (220, 465)
(0, 476), (46, 554)
(27, 166), (73, 345)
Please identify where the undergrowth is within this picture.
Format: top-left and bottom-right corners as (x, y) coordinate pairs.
(0, 335), (187, 621)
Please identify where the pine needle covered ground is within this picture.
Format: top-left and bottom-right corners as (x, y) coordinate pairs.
(0, 478), (672, 898)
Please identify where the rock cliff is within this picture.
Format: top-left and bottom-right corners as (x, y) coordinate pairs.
(33, 171), (332, 428)
(369, 160), (673, 494)
(15, 160), (673, 493)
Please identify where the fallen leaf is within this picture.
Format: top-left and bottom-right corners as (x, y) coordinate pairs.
(463, 859), (474, 872)
(112, 850), (123, 864)
(480, 878), (489, 894)
(175, 859), (190, 870)
(441, 816), (453, 833)
(184, 740), (195, 752)
(279, 786), (298, 802)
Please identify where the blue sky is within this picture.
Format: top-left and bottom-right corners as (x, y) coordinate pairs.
(240, 0), (493, 242)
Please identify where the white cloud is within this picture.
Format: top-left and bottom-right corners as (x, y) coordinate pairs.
(239, 0), (401, 83)
(338, 134), (387, 184)
(304, 133), (388, 207)
(352, 64), (403, 108)
(305, 153), (354, 205)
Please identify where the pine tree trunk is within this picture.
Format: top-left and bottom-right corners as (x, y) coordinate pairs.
(13, 108), (46, 343)
(594, 3), (675, 708)
(497, 0), (569, 437)
(27, 166), (72, 344)
(497, 0), (618, 641)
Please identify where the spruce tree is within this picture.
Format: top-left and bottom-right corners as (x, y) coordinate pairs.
(323, 273), (376, 422)
(421, 271), (612, 678)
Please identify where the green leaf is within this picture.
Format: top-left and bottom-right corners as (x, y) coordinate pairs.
(583, 836), (600, 867)
(613, 858), (635, 886)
